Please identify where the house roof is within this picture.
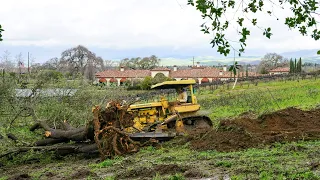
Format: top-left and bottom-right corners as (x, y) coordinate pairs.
(151, 67), (171, 71)
(269, 67), (290, 72)
(96, 69), (150, 78)
(96, 66), (261, 79)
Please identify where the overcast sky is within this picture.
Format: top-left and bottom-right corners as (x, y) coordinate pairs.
(0, 0), (319, 63)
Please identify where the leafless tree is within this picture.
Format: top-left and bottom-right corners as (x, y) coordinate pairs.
(104, 60), (115, 69)
(15, 53), (24, 74)
(257, 53), (289, 74)
(119, 55), (161, 70)
(0, 50), (15, 71)
(42, 57), (60, 70)
(60, 45), (104, 80)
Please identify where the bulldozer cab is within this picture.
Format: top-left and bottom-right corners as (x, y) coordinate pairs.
(150, 79), (197, 104)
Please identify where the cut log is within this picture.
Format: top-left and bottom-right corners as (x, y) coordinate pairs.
(30, 121), (51, 132)
(44, 127), (87, 141)
(7, 133), (18, 141)
(30, 121), (90, 142)
(0, 143), (99, 159)
(78, 143), (98, 153)
(34, 138), (69, 146)
(61, 120), (76, 130)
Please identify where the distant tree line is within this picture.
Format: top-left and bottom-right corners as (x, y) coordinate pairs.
(0, 45), (161, 81)
(119, 55), (161, 70)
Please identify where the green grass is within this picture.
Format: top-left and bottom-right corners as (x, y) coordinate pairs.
(98, 140), (320, 179)
(197, 78), (320, 121)
(2, 78), (320, 179)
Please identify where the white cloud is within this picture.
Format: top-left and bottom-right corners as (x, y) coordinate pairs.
(0, 0), (319, 54)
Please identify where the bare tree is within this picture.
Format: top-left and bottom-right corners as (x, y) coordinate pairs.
(0, 50), (15, 71)
(104, 60), (115, 69)
(15, 53), (24, 74)
(119, 55), (161, 70)
(60, 45), (104, 79)
(28, 53), (36, 73)
(42, 57), (60, 70)
(257, 53), (289, 74)
(85, 56), (104, 81)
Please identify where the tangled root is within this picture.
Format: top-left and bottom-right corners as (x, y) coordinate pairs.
(92, 102), (140, 160)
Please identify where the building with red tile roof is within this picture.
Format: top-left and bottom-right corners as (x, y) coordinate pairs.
(95, 65), (260, 86)
(268, 67), (290, 75)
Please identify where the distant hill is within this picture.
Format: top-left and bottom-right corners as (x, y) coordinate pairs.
(160, 49), (320, 66)
(280, 49), (320, 63)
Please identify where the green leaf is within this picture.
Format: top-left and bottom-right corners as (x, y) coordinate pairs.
(187, 0), (194, 6)
(237, 18), (244, 26)
(263, 27), (272, 39)
(0, 24), (3, 41)
(252, 19), (257, 25)
(188, 0), (320, 57)
(317, 50), (320, 55)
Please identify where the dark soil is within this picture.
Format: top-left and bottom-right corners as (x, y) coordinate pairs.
(183, 168), (206, 178)
(185, 107), (320, 152)
(8, 173), (31, 180)
(116, 164), (191, 178)
(153, 164), (189, 175)
(70, 169), (97, 179)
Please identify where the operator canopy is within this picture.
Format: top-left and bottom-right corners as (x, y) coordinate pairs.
(151, 79), (196, 90)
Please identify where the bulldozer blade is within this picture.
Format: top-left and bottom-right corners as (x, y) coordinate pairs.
(128, 132), (176, 138)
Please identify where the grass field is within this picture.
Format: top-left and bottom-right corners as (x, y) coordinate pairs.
(198, 78), (320, 123)
(1, 78), (320, 179)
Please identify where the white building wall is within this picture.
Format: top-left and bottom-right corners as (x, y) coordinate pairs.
(269, 72), (289, 75)
(151, 71), (170, 78)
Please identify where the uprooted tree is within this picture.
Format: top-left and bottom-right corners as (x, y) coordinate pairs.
(1, 100), (153, 160)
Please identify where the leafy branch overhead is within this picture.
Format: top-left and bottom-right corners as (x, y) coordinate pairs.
(187, 0), (320, 56)
(229, 61), (241, 76)
(0, 25), (4, 41)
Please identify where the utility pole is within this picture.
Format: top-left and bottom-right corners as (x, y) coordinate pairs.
(28, 52), (30, 74)
(193, 56), (195, 66)
(190, 56), (195, 66)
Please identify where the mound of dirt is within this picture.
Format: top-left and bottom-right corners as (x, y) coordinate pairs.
(186, 107), (320, 152)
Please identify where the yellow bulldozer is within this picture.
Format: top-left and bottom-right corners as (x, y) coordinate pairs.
(120, 79), (213, 140)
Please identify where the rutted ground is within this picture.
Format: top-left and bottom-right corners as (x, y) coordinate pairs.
(2, 107), (320, 179)
(185, 107), (320, 152)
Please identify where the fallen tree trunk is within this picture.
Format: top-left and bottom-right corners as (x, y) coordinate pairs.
(0, 143), (99, 159)
(44, 127), (87, 140)
(30, 121), (51, 132)
(34, 138), (69, 146)
(30, 121), (90, 142)
(61, 120), (76, 130)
